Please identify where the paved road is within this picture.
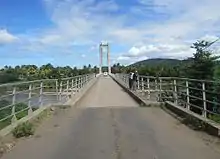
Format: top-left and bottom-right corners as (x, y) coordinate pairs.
(77, 76), (138, 107)
(2, 77), (220, 159)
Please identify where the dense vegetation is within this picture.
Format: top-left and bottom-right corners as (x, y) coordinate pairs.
(0, 64), (99, 84)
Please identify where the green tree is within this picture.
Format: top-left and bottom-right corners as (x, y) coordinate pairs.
(184, 40), (219, 114)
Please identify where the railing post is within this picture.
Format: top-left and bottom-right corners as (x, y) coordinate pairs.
(59, 81), (63, 101)
(76, 77), (79, 92)
(85, 75), (87, 85)
(124, 76), (127, 85)
(155, 79), (158, 90)
(56, 80), (59, 101)
(159, 79), (162, 101)
(71, 79), (74, 97)
(66, 80), (69, 99)
(147, 77), (150, 100)
(88, 75), (90, 82)
(83, 75), (86, 87)
(81, 76), (83, 88)
(28, 84), (33, 115)
(141, 77), (144, 92)
(173, 79), (178, 105)
(202, 82), (207, 118)
(147, 78), (150, 89)
(124, 75), (126, 86)
(186, 80), (190, 110)
(39, 81), (43, 107)
(137, 77), (140, 90)
(78, 77), (80, 91)
(66, 80), (69, 90)
(159, 79), (162, 91)
(80, 76), (83, 90)
(84, 76), (86, 87)
(11, 87), (17, 123)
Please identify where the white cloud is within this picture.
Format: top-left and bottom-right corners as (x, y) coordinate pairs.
(0, 29), (18, 44)
(118, 43), (195, 63)
(39, 34), (61, 44)
(40, 0), (220, 49)
(116, 54), (149, 65)
(200, 35), (219, 42)
(5, 0), (220, 66)
(109, 28), (145, 43)
(117, 56), (130, 61)
(113, 0), (220, 64)
(81, 54), (86, 58)
(41, 0), (124, 45)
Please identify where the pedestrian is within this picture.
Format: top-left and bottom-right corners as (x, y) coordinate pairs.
(132, 70), (138, 91)
(129, 71), (134, 89)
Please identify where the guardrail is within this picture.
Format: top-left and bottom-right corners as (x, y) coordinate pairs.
(115, 73), (220, 122)
(0, 74), (95, 130)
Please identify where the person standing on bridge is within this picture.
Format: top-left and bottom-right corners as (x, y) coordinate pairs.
(132, 70), (138, 91)
(129, 71), (134, 90)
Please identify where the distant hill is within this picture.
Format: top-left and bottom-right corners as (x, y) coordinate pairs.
(130, 58), (183, 67)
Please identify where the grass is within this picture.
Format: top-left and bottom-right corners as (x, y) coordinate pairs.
(12, 108), (52, 138)
(12, 122), (35, 138)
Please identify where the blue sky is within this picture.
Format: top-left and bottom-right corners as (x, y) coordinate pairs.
(0, 0), (220, 68)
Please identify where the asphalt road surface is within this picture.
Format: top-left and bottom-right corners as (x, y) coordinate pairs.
(2, 77), (220, 159)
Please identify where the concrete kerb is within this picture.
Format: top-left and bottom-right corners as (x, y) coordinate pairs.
(110, 75), (162, 107)
(164, 101), (220, 137)
(64, 76), (99, 107)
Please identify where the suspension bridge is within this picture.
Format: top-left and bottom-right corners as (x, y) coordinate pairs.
(0, 43), (220, 159)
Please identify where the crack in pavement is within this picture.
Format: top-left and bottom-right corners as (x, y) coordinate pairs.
(110, 109), (121, 159)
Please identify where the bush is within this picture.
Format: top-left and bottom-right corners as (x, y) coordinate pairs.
(12, 122), (35, 138)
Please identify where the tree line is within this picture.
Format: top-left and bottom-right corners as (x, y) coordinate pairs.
(0, 64), (100, 84)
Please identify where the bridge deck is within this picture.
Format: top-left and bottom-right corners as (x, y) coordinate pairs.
(2, 77), (220, 159)
(77, 76), (138, 107)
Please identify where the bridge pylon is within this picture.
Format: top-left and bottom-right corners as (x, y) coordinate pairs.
(99, 42), (111, 74)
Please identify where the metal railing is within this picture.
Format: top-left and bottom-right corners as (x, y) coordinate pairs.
(115, 73), (220, 122)
(0, 74), (95, 129)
